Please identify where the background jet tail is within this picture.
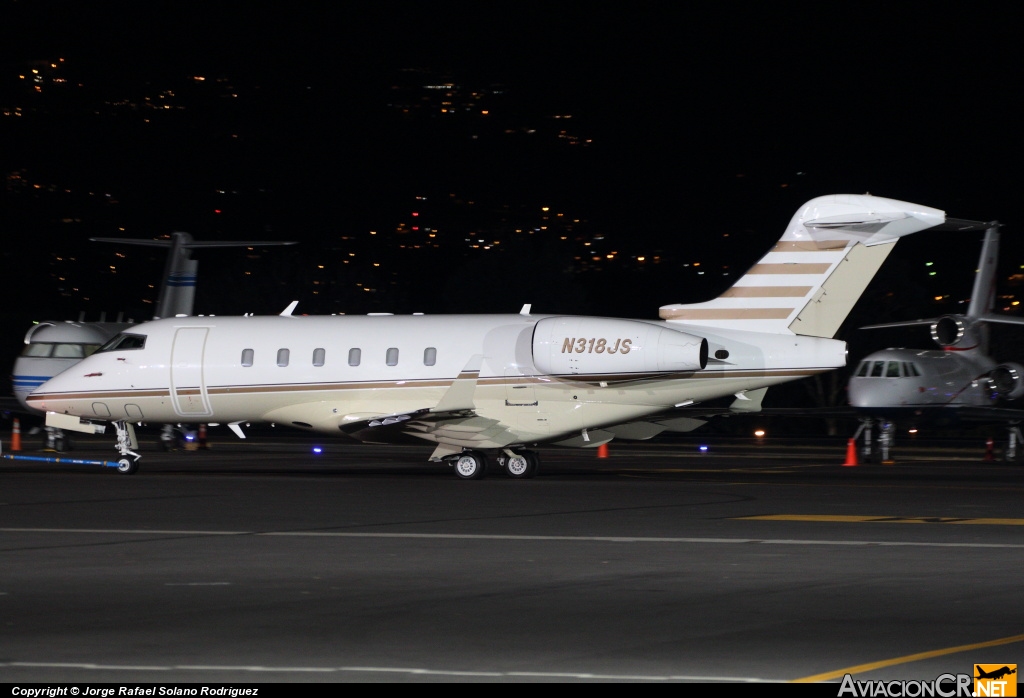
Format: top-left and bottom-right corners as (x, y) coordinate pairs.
(658, 194), (945, 337)
(91, 233), (297, 319)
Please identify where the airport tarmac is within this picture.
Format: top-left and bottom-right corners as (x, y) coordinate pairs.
(1, 430), (1022, 684)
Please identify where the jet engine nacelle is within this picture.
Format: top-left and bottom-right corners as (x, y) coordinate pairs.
(990, 362), (1024, 401)
(532, 316), (708, 376)
(930, 315), (983, 349)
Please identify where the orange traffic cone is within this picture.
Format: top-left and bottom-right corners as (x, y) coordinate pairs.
(984, 437), (994, 461)
(11, 418), (21, 451)
(597, 443), (609, 458)
(843, 438), (858, 467)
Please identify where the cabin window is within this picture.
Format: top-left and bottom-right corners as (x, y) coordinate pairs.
(870, 361), (885, 377)
(886, 361), (901, 378)
(386, 347), (399, 366)
(856, 361), (870, 377)
(313, 348), (326, 367)
(277, 348), (290, 367)
(241, 348), (254, 367)
(348, 348), (361, 366)
(424, 347), (437, 366)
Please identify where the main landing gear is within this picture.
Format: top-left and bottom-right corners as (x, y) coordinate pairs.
(447, 449), (540, 480)
(113, 420), (141, 475)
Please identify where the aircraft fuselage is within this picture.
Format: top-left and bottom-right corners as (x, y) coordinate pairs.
(28, 313), (846, 449)
(848, 348), (998, 415)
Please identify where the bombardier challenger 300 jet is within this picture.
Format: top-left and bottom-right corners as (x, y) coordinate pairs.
(29, 194), (950, 479)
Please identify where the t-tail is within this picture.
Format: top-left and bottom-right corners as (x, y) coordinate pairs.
(658, 194), (946, 337)
(857, 220), (1017, 356)
(91, 233), (297, 319)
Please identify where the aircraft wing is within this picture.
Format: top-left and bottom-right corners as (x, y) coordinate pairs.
(338, 354), (522, 457)
(935, 405), (1024, 422)
(580, 388), (775, 443)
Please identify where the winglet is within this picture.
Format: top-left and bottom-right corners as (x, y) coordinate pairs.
(730, 387), (767, 412)
(433, 355), (483, 413)
(279, 301), (299, 317)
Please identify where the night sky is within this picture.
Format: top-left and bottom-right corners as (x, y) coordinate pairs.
(2, 2), (1022, 394)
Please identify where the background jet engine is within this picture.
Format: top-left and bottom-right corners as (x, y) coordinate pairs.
(532, 316), (708, 377)
(990, 362), (1024, 401)
(929, 316), (984, 349)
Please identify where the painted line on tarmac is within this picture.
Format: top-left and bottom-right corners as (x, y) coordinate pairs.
(792, 632), (1024, 683)
(4, 527), (1024, 548)
(740, 514), (1024, 525)
(0, 661), (771, 681)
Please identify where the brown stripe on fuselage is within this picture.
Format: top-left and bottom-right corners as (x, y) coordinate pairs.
(27, 368), (835, 404)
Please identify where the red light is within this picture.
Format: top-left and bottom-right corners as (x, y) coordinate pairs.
(214, 209), (222, 214)
(411, 212), (419, 217)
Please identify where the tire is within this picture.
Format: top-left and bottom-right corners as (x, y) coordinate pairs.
(116, 458), (139, 475)
(453, 451), (487, 480)
(505, 451), (537, 479)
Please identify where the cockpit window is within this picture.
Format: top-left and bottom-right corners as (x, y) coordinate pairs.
(870, 361), (885, 377)
(856, 361), (870, 377)
(21, 343), (101, 358)
(97, 333), (147, 353)
(886, 361), (901, 378)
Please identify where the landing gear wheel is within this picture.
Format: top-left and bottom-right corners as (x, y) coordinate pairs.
(505, 450), (538, 479)
(116, 458), (139, 475)
(453, 451), (487, 480)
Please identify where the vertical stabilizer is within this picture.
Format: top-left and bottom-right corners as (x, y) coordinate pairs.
(658, 194), (945, 337)
(91, 234), (298, 319)
(967, 225), (1000, 319)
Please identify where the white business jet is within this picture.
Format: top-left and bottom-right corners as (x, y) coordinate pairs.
(848, 222), (1024, 459)
(27, 194), (946, 478)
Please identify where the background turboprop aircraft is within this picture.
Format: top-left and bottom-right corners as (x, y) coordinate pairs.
(848, 223), (1024, 460)
(9, 232), (296, 449)
(28, 194), (949, 478)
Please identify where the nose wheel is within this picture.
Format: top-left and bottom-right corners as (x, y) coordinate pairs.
(113, 420), (142, 475)
(116, 458), (139, 474)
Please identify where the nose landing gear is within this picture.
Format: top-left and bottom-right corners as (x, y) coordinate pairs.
(113, 420), (141, 475)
